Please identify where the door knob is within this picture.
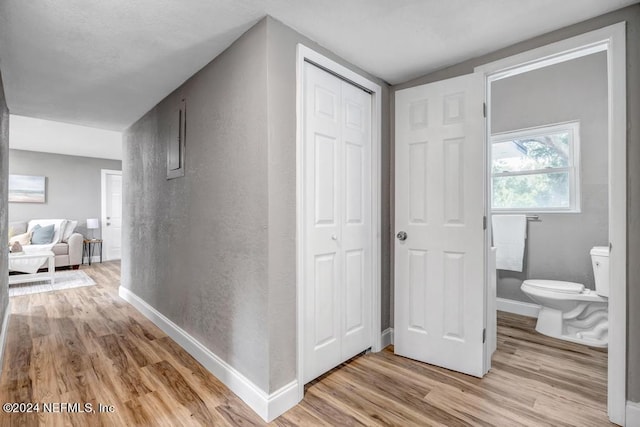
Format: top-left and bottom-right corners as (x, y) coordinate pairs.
(331, 234), (337, 241)
(107, 223), (111, 226)
(396, 231), (407, 241)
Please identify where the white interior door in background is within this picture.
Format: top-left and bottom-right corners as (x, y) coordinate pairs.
(101, 169), (122, 261)
(394, 73), (486, 377)
(302, 61), (373, 384)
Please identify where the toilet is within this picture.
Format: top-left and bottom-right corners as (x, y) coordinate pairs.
(520, 246), (609, 347)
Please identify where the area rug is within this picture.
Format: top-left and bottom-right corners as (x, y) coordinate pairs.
(9, 270), (96, 297)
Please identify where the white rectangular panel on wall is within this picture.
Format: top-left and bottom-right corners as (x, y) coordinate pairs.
(395, 72), (485, 378)
(303, 61), (373, 384)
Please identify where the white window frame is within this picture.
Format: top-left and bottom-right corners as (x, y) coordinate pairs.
(491, 121), (581, 213)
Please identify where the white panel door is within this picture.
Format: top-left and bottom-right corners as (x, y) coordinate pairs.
(102, 170), (122, 261)
(303, 62), (372, 384)
(395, 73), (486, 377)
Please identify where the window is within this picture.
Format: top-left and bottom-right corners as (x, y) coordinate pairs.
(491, 122), (580, 212)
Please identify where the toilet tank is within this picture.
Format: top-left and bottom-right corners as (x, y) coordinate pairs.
(590, 246), (610, 297)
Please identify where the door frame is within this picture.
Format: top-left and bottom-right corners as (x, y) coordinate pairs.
(100, 168), (122, 261)
(295, 44), (383, 400)
(475, 22), (627, 425)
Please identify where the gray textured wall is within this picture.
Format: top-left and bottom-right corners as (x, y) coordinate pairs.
(393, 4), (640, 403)
(8, 149), (121, 237)
(0, 69), (9, 356)
(492, 52), (608, 302)
(123, 16), (391, 394)
(264, 17), (391, 391)
(124, 19), (271, 391)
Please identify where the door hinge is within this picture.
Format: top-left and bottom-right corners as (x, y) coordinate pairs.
(482, 328), (486, 344)
(483, 216), (487, 230)
(483, 102), (487, 118)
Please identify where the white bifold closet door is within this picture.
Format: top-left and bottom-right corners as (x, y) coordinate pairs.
(303, 61), (373, 384)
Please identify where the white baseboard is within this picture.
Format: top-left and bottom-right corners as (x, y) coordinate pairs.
(265, 380), (299, 422)
(496, 297), (540, 318)
(0, 301), (11, 377)
(118, 286), (299, 422)
(627, 401), (640, 427)
(381, 327), (394, 348)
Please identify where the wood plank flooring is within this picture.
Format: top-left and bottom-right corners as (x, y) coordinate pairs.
(0, 262), (610, 426)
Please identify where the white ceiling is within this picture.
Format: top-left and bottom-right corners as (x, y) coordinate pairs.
(0, 0), (636, 131)
(9, 115), (122, 160)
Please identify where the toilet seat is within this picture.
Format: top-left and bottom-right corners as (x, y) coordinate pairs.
(521, 279), (606, 303)
(522, 279), (585, 294)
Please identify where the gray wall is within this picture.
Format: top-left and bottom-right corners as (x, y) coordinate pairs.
(0, 68), (9, 359)
(393, 4), (640, 402)
(8, 149), (121, 237)
(123, 16), (391, 394)
(492, 52), (608, 302)
(124, 19), (271, 391)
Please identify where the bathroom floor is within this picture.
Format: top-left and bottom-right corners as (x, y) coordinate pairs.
(493, 311), (608, 425)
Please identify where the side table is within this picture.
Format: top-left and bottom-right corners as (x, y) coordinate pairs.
(83, 239), (103, 265)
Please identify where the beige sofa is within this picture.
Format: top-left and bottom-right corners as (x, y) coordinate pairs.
(9, 220), (84, 269)
(48, 233), (83, 269)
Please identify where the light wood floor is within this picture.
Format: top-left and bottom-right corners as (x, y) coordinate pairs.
(0, 262), (610, 426)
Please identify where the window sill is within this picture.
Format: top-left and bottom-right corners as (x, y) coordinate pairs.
(491, 209), (581, 214)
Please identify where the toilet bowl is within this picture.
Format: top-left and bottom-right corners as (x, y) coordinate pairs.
(520, 246), (609, 347)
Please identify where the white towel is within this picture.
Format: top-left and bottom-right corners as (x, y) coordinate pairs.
(492, 215), (527, 272)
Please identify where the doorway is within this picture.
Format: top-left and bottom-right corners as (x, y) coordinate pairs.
(477, 23), (627, 424)
(393, 22), (626, 425)
(296, 45), (382, 398)
(101, 169), (122, 261)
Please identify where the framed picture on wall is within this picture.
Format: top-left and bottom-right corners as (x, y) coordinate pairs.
(8, 174), (46, 203)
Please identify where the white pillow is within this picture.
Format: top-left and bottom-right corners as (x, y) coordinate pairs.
(27, 219), (68, 244)
(9, 231), (32, 246)
(62, 220), (78, 242)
